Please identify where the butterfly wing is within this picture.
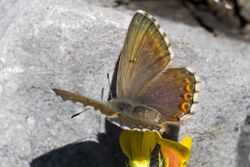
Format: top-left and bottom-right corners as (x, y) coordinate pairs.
(53, 89), (117, 116)
(108, 114), (168, 131)
(133, 67), (199, 123)
(116, 10), (174, 98)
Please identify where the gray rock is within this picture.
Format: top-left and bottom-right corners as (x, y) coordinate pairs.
(0, 0), (250, 167)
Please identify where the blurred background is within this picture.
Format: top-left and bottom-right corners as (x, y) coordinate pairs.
(85, 0), (250, 40)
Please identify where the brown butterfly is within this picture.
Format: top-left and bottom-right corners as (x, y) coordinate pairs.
(53, 10), (199, 132)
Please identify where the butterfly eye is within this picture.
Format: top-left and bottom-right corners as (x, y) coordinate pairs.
(118, 103), (132, 112)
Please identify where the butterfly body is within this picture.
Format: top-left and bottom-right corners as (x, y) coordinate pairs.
(109, 98), (162, 123)
(53, 10), (199, 132)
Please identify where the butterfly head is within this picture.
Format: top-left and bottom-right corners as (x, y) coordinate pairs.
(109, 99), (134, 115)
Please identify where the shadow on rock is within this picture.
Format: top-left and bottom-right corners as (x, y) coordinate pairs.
(30, 121), (126, 167)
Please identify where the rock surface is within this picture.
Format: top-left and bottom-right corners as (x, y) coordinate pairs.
(0, 0), (250, 167)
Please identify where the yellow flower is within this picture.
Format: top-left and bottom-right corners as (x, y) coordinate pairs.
(158, 136), (192, 167)
(119, 130), (192, 167)
(119, 130), (158, 167)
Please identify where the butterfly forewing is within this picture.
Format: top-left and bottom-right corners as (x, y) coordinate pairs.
(116, 10), (174, 98)
(53, 89), (117, 117)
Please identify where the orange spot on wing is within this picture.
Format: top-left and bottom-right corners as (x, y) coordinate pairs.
(185, 84), (192, 92)
(184, 93), (192, 101)
(184, 78), (190, 84)
(181, 102), (190, 113)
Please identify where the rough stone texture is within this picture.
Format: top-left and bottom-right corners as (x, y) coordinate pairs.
(0, 0), (250, 167)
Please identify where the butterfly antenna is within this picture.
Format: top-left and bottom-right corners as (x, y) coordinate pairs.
(101, 87), (104, 102)
(71, 108), (89, 118)
(107, 73), (113, 99)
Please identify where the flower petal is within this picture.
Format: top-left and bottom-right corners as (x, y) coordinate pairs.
(158, 136), (192, 167)
(179, 136), (192, 150)
(119, 130), (158, 167)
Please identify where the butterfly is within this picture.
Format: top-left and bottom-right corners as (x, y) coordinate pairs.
(53, 10), (199, 132)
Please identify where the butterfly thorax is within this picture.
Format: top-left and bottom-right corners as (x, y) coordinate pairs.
(109, 98), (162, 123)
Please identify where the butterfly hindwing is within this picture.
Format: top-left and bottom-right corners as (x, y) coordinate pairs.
(116, 10), (174, 98)
(133, 67), (199, 123)
(108, 114), (165, 131)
